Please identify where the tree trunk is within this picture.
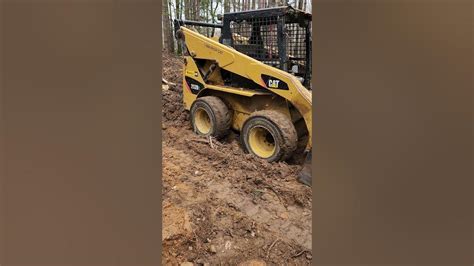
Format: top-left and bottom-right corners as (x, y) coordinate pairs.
(162, 0), (174, 52)
(205, 1), (210, 36)
(183, 0), (189, 19)
(276, 0), (284, 7)
(168, 0), (175, 52)
(184, 0), (190, 19)
(175, 0), (182, 54)
(210, 0), (220, 36)
(175, 0), (180, 20)
(194, 0), (200, 20)
(298, 0), (303, 10)
(224, 0), (231, 13)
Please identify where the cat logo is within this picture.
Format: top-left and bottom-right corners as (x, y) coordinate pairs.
(268, 79), (280, 88)
(261, 74), (289, 90)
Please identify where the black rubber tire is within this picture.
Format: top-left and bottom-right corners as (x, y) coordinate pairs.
(241, 110), (298, 162)
(190, 96), (232, 139)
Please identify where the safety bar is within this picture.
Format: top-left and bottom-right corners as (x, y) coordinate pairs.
(173, 19), (222, 34)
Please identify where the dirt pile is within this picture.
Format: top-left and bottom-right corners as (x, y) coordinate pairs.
(162, 51), (184, 85)
(162, 51), (188, 127)
(162, 52), (312, 265)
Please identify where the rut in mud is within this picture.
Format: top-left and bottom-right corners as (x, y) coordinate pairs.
(162, 52), (312, 265)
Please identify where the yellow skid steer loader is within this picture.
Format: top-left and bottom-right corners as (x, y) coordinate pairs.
(173, 6), (312, 186)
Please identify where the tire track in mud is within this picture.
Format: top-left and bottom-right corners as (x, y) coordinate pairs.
(209, 181), (312, 250)
(162, 136), (312, 264)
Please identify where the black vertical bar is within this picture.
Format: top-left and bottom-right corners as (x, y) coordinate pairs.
(277, 16), (287, 71)
(220, 17), (233, 46)
(305, 23), (312, 88)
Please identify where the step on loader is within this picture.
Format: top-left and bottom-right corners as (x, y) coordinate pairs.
(173, 6), (312, 186)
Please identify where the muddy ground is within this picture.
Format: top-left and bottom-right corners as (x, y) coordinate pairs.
(162, 52), (312, 265)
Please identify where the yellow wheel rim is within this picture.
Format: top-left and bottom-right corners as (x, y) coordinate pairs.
(194, 108), (212, 134)
(248, 126), (276, 159)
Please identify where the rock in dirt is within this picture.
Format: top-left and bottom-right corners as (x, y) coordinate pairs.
(180, 262), (194, 266)
(209, 245), (217, 254)
(162, 204), (193, 240)
(278, 211), (289, 219)
(238, 259), (267, 266)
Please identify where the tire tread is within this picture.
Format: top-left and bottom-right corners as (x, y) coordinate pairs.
(191, 96), (231, 139)
(244, 110), (298, 161)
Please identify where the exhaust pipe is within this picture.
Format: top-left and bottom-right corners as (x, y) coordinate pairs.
(297, 150), (312, 186)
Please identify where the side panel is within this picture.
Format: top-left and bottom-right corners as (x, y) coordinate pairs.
(182, 56), (203, 110)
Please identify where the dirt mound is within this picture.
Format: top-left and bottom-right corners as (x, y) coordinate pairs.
(162, 52), (188, 127)
(162, 51), (184, 85)
(162, 52), (312, 265)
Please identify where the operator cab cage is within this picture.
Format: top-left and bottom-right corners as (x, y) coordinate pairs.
(220, 6), (312, 88)
(174, 6), (312, 90)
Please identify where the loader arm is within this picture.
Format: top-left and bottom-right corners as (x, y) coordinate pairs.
(179, 27), (312, 151)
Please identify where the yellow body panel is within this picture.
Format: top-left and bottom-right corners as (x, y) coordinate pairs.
(180, 27), (312, 151)
(205, 84), (270, 97)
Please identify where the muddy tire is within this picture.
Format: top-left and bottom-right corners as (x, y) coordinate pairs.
(190, 96), (232, 139)
(241, 110), (298, 162)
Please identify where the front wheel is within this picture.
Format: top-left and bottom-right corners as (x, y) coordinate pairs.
(190, 96), (232, 139)
(241, 110), (298, 162)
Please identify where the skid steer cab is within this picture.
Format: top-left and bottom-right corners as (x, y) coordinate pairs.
(173, 6), (312, 186)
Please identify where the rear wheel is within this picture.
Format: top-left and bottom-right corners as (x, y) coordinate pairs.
(190, 96), (231, 139)
(241, 110), (297, 162)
